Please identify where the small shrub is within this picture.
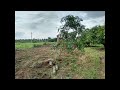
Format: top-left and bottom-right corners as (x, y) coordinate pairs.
(43, 42), (47, 45)
(33, 44), (41, 48)
(77, 40), (85, 52)
(43, 42), (51, 45)
(52, 44), (58, 50)
(65, 41), (74, 52)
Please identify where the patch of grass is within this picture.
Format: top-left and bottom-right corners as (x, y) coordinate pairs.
(33, 44), (42, 48)
(56, 46), (105, 79)
(71, 64), (78, 72)
(81, 67), (98, 79)
(75, 47), (105, 79)
(84, 47), (105, 57)
(15, 43), (34, 49)
(15, 42), (57, 49)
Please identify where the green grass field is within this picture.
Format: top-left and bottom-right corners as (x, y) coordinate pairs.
(53, 45), (105, 79)
(15, 42), (56, 49)
(79, 47), (105, 79)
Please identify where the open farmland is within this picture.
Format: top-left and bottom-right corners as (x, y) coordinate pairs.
(15, 43), (105, 79)
(15, 11), (105, 79)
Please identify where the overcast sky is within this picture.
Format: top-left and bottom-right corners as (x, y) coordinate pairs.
(15, 11), (105, 39)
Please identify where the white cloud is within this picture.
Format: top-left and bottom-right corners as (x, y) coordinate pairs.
(15, 11), (105, 39)
(81, 16), (105, 28)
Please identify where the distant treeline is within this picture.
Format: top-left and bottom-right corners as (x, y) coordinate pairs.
(15, 37), (57, 43)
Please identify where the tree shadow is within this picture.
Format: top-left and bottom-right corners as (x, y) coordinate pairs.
(86, 45), (105, 51)
(90, 46), (100, 47)
(92, 47), (105, 51)
(85, 45), (100, 47)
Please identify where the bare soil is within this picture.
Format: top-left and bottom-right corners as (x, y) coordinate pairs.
(15, 45), (55, 79)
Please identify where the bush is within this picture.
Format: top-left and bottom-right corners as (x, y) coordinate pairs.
(66, 41), (74, 52)
(77, 40), (85, 52)
(33, 44), (41, 48)
(43, 42), (50, 45)
(43, 42), (47, 45)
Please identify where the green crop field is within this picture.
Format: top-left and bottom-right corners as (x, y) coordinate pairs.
(15, 42), (56, 49)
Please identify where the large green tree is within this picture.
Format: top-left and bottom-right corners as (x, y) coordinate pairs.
(58, 15), (85, 40)
(58, 15), (85, 50)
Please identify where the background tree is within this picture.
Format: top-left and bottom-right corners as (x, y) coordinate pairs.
(80, 25), (105, 47)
